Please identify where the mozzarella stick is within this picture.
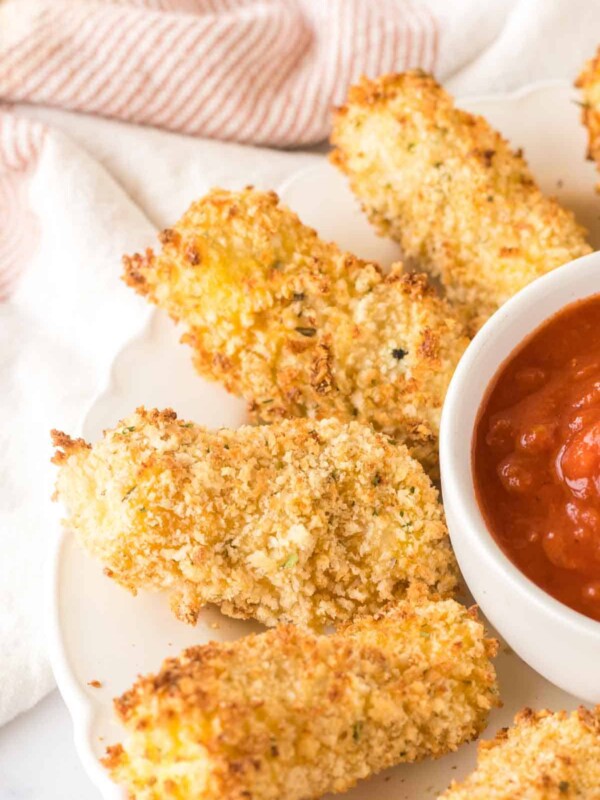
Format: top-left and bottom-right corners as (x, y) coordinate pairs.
(122, 187), (468, 473)
(577, 48), (600, 189)
(103, 599), (499, 800)
(331, 71), (591, 333)
(52, 410), (457, 628)
(440, 707), (600, 799)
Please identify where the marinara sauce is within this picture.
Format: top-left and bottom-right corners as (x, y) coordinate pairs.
(474, 293), (600, 622)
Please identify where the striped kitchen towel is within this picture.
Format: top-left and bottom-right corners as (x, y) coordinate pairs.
(0, 0), (487, 147)
(0, 113), (45, 300)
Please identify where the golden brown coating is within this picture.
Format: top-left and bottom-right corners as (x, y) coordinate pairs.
(439, 706), (600, 799)
(103, 599), (499, 800)
(331, 71), (592, 333)
(577, 49), (600, 189)
(52, 409), (457, 629)
(122, 187), (469, 473)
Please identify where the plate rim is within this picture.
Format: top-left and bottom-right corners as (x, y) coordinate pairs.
(46, 517), (124, 799)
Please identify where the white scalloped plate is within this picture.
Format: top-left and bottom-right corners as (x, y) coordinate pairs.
(48, 81), (600, 800)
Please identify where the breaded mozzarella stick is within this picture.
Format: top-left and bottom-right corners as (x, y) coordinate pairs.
(439, 706), (600, 799)
(577, 48), (600, 190)
(103, 600), (499, 800)
(52, 410), (457, 628)
(331, 72), (591, 333)
(122, 187), (468, 473)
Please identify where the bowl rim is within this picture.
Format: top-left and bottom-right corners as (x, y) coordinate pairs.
(440, 249), (600, 640)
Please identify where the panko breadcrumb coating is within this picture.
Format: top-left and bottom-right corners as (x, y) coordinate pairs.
(331, 71), (592, 333)
(440, 706), (600, 799)
(103, 599), (499, 800)
(122, 187), (469, 473)
(576, 49), (600, 190)
(52, 409), (457, 628)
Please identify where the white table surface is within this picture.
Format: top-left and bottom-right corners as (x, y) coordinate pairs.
(0, 692), (98, 800)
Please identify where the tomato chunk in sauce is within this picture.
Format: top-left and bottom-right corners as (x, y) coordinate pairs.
(473, 293), (600, 622)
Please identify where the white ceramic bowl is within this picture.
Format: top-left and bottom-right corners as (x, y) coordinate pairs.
(440, 251), (600, 702)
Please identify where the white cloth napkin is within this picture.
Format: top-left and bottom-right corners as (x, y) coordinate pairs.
(2, 0), (600, 727)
